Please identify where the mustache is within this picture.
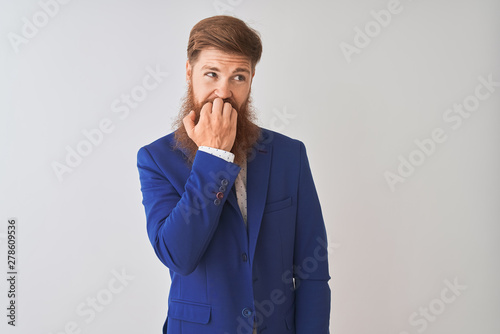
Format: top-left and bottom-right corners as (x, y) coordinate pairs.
(196, 97), (238, 111)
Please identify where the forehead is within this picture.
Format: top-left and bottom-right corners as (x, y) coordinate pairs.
(193, 48), (251, 71)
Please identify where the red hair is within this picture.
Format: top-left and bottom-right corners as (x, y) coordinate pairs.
(187, 15), (263, 71)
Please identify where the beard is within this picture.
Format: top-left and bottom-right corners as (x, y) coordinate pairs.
(173, 82), (261, 166)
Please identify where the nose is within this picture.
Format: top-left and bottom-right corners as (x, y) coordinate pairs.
(214, 80), (232, 100)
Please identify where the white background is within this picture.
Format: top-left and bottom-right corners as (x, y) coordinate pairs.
(1, 0), (499, 333)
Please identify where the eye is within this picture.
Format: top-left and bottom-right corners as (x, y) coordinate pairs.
(234, 75), (246, 81)
(205, 72), (217, 78)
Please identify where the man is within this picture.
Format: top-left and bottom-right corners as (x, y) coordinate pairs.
(137, 15), (330, 334)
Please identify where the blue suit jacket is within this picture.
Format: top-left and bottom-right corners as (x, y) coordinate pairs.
(137, 128), (330, 334)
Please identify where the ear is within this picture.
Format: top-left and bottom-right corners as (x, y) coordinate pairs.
(186, 60), (192, 82)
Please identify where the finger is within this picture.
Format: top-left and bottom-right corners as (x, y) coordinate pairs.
(212, 98), (224, 116)
(231, 108), (238, 125)
(199, 102), (212, 122)
(222, 102), (233, 120)
(189, 109), (196, 121)
(201, 102), (212, 114)
(183, 111), (195, 136)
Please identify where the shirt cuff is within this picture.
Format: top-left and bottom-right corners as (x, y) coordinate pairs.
(198, 146), (235, 163)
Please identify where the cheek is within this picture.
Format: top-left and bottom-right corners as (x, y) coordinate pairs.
(192, 82), (212, 103)
(234, 86), (250, 103)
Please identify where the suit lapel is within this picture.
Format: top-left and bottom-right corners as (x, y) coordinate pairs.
(225, 185), (240, 216)
(247, 132), (273, 264)
(174, 130), (273, 261)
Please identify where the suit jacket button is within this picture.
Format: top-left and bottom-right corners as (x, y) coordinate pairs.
(216, 192), (224, 200)
(242, 308), (252, 318)
(219, 185), (226, 192)
(214, 199), (221, 206)
(221, 179), (229, 186)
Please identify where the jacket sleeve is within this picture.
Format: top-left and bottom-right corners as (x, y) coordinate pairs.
(137, 146), (240, 276)
(294, 141), (331, 333)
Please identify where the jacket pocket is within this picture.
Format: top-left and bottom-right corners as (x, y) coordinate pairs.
(264, 197), (292, 214)
(168, 300), (211, 324)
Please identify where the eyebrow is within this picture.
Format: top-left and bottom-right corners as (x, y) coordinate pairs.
(201, 65), (251, 74)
